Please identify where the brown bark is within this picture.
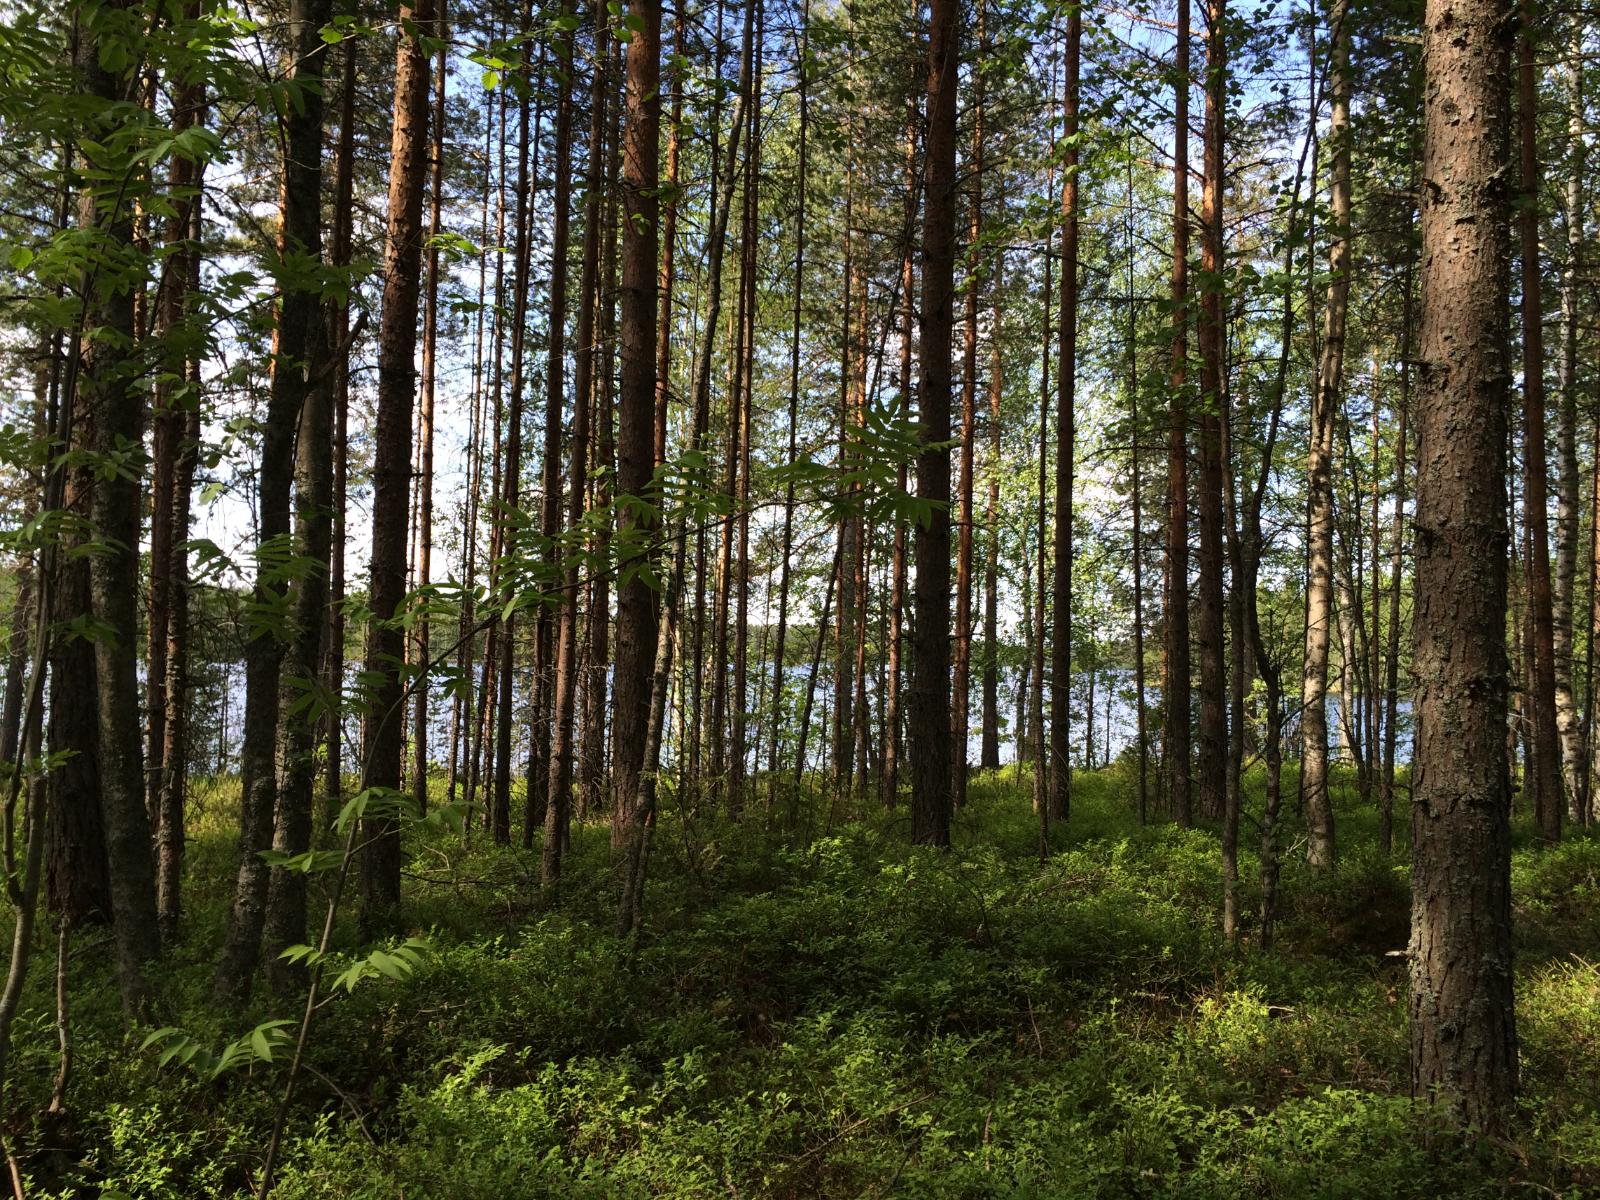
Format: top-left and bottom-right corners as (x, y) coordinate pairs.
(411, 0), (448, 817)
(611, 0), (663, 846)
(1165, 0), (1193, 829)
(910, 0), (958, 847)
(217, 0), (332, 999)
(1408, 0), (1519, 1127)
(1554, 30), (1584, 813)
(545, 1), (605, 888)
(1193, 0), (1227, 825)
(767, 0), (810, 809)
(1520, 0), (1562, 842)
(361, 0), (435, 928)
(953, 0), (986, 808)
(323, 28), (357, 812)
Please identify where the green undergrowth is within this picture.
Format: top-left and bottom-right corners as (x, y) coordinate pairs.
(9, 765), (1600, 1198)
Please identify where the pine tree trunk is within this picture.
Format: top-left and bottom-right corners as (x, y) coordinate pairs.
(1165, 0), (1193, 829)
(361, 0), (435, 929)
(1554, 30), (1584, 814)
(217, 0), (332, 998)
(1408, 0), (1519, 1127)
(909, 0), (959, 848)
(953, 0), (986, 808)
(545, 1), (606, 887)
(767, 0), (810, 809)
(1193, 0), (1228, 824)
(1519, 0), (1562, 843)
(73, 4), (162, 1014)
(611, 0), (663, 847)
(323, 27), (357, 812)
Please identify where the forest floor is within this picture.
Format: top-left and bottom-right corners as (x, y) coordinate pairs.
(13, 763), (1600, 1198)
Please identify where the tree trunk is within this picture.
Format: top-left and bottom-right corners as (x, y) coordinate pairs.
(74, 4), (162, 1014)
(1047, 5), (1080, 824)
(768, 0), (810, 810)
(1301, 0), (1350, 867)
(909, 0), (959, 848)
(361, 0), (434, 929)
(1165, 0), (1193, 829)
(1408, 0), (1519, 1128)
(611, 0), (663, 847)
(1554, 29), (1584, 815)
(1519, 0), (1562, 843)
(545, 0), (606, 888)
(953, 0), (986, 809)
(217, 0), (331, 999)
(1193, 0), (1228, 824)
(323, 27), (357, 813)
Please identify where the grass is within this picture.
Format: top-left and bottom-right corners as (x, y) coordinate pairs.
(9, 762), (1600, 1198)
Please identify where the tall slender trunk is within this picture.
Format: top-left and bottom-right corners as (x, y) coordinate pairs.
(953, 0), (986, 809)
(654, 3), (686, 467)
(217, 0), (331, 998)
(533, 14), (577, 862)
(1048, 7), (1080, 824)
(883, 80), (915, 808)
(545, 1), (607, 886)
(264, 226), (336, 993)
(767, 0), (810, 809)
(1380, 251), (1414, 857)
(611, 0), (663, 846)
(411, 0), (448, 816)
(1301, 0), (1350, 866)
(152, 50), (205, 937)
(1125, 149), (1149, 823)
(1193, 0), (1228, 824)
(493, 35), (538, 847)
(730, 15), (761, 816)
(980, 246), (1003, 775)
(1519, 0), (1562, 843)
(1554, 28), (1584, 812)
(76, 3), (162, 1012)
(323, 28), (357, 812)
(583, 63), (621, 823)
(1166, 0), (1193, 828)
(909, 0), (959, 848)
(361, 0), (435, 929)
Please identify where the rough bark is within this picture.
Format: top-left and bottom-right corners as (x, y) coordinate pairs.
(1408, 0), (1519, 1128)
(1165, 0), (1193, 828)
(217, 0), (331, 999)
(1193, 0), (1228, 825)
(1554, 28), (1584, 813)
(910, 0), (959, 847)
(74, 5), (162, 1013)
(611, 0), (663, 846)
(1518, 0), (1562, 843)
(361, 0), (434, 929)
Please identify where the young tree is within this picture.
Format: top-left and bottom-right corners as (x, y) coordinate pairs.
(1301, 0), (1350, 868)
(1165, 0), (1193, 828)
(1049, 3), (1080, 825)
